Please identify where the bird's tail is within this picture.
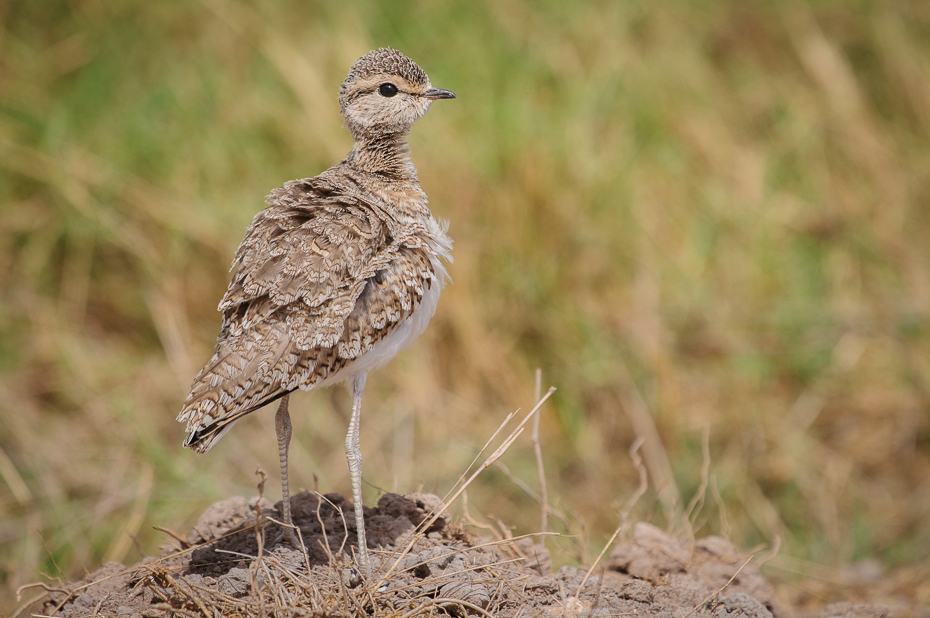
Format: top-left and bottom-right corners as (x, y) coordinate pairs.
(177, 324), (295, 453)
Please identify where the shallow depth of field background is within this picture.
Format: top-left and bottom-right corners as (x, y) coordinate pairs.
(2, 0), (929, 611)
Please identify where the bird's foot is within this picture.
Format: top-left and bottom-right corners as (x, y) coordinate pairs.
(273, 524), (302, 550)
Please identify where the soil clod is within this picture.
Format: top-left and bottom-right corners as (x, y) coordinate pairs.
(33, 493), (889, 618)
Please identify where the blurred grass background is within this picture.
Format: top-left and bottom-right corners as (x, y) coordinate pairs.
(2, 0), (930, 612)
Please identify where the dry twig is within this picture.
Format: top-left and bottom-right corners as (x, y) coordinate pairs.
(574, 436), (648, 598)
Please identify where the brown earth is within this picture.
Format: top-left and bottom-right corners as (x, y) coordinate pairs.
(21, 493), (892, 618)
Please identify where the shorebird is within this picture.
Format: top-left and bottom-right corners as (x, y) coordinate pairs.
(177, 48), (455, 577)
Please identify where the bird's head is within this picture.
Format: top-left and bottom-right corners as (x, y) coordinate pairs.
(339, 48), (455, 140)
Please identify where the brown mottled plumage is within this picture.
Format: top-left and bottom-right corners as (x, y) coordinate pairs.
(177, 48), (455, 577)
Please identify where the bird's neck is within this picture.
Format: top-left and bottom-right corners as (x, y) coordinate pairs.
(346, 133), (419, 183)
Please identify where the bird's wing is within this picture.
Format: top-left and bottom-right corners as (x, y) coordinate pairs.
(177, 179), (444, 452)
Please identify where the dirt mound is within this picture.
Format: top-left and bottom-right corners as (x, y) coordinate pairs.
(31, 493), (888, 618)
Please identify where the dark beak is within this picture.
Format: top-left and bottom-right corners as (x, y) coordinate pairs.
(423, 88), (456, 100)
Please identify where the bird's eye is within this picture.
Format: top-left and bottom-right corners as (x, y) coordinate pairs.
(378, 83), (398, 97)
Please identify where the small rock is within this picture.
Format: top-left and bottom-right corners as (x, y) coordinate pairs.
(415, 545), (457, 576)
(653, 573), (710, 607)
(557, 565), (582, 584)
(524, 574), (559, 595)
(404, 493), (449, 532)
(561, 596), (591, 615)
(216, 567), (251, 598)
(272, 546), (306, 568)
(608, 523), (690, 580)
(447, 555), (467, 573)
(401, 552), (425, 575)
(190, 496), (255, 543)
(71, 594), (95, 609)
(715, 592), (773, 618)
(619, 579), (654, 603)
(695, 536), (737, 559)
(366, 513), (416, 545)
(440, 581), (491, 611)
(512, 537), (552, 575)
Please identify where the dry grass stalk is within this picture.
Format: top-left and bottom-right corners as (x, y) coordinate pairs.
(680, 555), (755, 618)
(617, 378), (683, 532)
(490, 460), (570, 527)
(574, 436), (648, 599)
(531, 367), (550, 548)
(373, 386), (556, 588)
(683, 424), (712, 544)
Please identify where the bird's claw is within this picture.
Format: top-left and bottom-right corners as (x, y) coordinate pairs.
(273, 525), (301, 550)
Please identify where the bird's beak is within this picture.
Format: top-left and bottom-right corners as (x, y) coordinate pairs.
(423, 88), (456, 100)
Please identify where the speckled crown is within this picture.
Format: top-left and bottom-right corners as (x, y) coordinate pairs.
(344, 48), (428, 87)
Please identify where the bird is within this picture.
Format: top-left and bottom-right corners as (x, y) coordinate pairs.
(176, 47), (455, 577)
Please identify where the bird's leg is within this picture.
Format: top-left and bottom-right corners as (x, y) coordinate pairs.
(275, 393), (300, 548)
(346, 373), (371, 577)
